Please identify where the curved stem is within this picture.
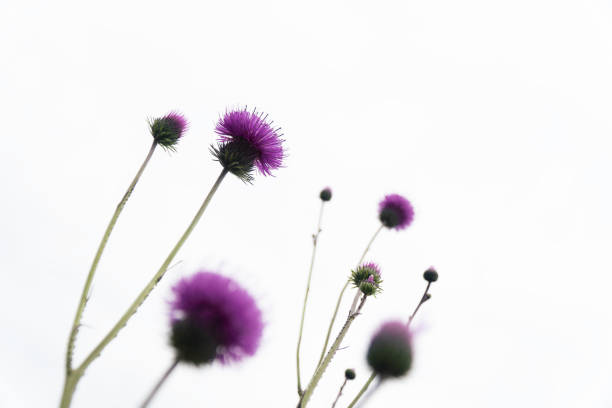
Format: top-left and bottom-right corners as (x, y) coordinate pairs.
(140, 359), (179, 408)
(59, 168), (228, 408)
(345, 373), (376, 408)
(317, 225), (383, 367)
(296, 201), (326, 396)
(331, 378), (348, 408)
(65, 140), (157, 373)
(300, 296), (367, 408)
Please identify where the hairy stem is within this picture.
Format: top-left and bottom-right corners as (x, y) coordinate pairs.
(59, 168), (228, 408)
(296, 201), (326, 396)
(300, 296), (367, 408)
(317, 225), (383, 367)
(140, 358), (179, 408)
(65, 140), (157, 373)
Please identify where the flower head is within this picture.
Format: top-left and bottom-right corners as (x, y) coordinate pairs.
(351, 262), (382, 296)
(149, 111), (188, 150)
(319, 187), (332, 202)
(344, 368), (356, 380)
(211, 107), (284, 182)
(367, 321), (413, 378)
(169, 271), (263, 365)
(378, 194), (414, 230)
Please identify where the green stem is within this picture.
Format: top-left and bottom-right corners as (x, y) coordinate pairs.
(296, 201), (326, 396)
(345, 373), (376, 408)
(59, 373), (78, 408)
(316, 225), (383, 367)
(59, 168), (228, 408)
(65, 140), (157, 373)
(140, 358), (179, 408)
(300, 296), (367, 408)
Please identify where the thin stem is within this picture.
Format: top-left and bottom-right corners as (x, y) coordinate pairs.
(331, 378), (348, 408)
(59, 168), (228, 408)
(317, 225), (383, 367)
(65, 140), (157, 374)
(408, 282), (431, 325)
(296, 201), (326, 396)
(345, 280), (434, 408)
(300, 296), (367, 408)
(140, 359), (180, 408)
(317, 280), (349, 367)
(345, 373), (376, 408)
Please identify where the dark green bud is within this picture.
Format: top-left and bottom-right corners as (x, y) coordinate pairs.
(344, 368), (356, 380)
(423, 267), (438, 283)
(149, 112), (188, 150)
(367, 321), (413, 378)
(319, 187), (332, 201)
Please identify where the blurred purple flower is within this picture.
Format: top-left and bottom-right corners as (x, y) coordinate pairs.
(170, 271), (263, 364)
(378, 194), (414, 230)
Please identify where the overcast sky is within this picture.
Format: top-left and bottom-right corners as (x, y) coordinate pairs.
(1, 0), (612, 407)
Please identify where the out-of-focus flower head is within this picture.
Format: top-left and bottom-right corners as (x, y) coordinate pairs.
(169, 270), (263, 365)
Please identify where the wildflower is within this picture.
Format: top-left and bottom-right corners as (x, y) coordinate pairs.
(211, 107), (284, 182)
(366, 321), (413, 378)
(378, 194), (414, 230)
(169, 271), (263, 365)
(149, 112), (188, 149)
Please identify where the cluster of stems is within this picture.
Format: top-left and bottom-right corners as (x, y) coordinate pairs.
(60, 141), (228, 408)
(295, 198), (434, 408)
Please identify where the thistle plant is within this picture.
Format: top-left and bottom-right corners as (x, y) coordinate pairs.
(64, 111), (187, 379)
(57, 104), (438, 408)
(59, 106), (284, 408)
(296, 192), (437, 408)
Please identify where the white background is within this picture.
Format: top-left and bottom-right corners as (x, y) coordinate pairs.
(1, 0), (611, 407)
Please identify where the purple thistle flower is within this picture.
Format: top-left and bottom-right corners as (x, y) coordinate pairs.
(351, 262), (383, 296)
(378, 194), (414, 230)
(169, 271), (263, 365)
(360, 262), (382, 278)
(212, 107), (284, 181)
(149, 111), (189, 150)
(367, 321), (413, 378)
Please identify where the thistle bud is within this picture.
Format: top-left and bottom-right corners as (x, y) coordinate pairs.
(423, 266), (438, 283)
(319, 187), (332, 201)
(351, 262), (382, 296)
(366, 321), (413, 378)
(149, 112), (188, 150)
